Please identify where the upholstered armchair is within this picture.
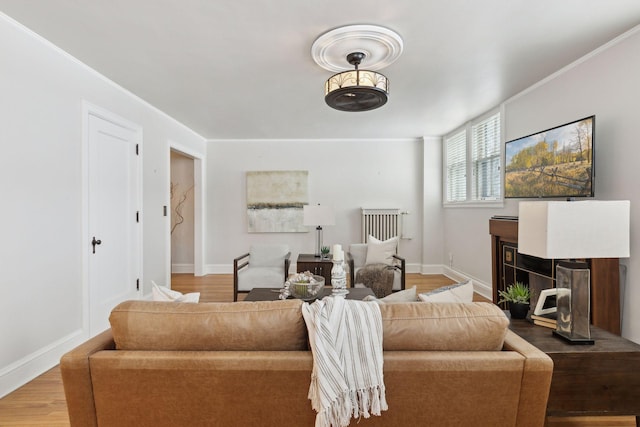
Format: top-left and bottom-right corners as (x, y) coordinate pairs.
(347, 237), (406, 292)
(233, 244), (291, 301)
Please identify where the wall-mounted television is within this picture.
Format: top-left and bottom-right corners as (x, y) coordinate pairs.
(504, 115), (595, 199)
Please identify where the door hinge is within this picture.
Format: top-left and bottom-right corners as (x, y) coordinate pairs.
(163, 205), (167, 217)
(136, 211), (139, 223)
(135, 144), (139, 155)
(136, 278), (140, 291)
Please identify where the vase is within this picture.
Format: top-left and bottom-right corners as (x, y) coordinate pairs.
(509, 302), (530, 319)
(330, 259), (348, 296)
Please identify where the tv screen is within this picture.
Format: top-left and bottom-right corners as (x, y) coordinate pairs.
(504, 115), (594, 199)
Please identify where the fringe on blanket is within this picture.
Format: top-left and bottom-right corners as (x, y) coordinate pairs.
(302, 297), (388, 427)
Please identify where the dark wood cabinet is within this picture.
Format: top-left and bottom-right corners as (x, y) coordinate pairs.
(490, 217), (621, 335)
(296, 254), (334, 286)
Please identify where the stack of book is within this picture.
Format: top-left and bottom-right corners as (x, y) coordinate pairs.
(530, 312), (557, 329)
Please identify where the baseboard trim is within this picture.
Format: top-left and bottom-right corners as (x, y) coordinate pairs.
(0, 328), (86, 398)
(172, 263), (194, 274)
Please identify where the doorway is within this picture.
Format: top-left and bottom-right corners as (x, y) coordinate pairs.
(167, 143), (205, 286)
(170, 151), (195, 273)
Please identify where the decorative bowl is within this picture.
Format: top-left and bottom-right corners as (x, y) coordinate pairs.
(287, 273), (325, 301)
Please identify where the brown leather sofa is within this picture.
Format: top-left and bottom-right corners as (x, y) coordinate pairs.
(61, 300), (552, 427)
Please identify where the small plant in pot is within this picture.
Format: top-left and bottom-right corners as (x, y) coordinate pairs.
(498, 281), (530, 319)
(320, 246), (330, 259)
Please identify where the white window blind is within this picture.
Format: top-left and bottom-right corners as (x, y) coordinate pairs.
(471, 112), (501, 200)
(443, 109), (502, 205)
(445, 130), (467, 202)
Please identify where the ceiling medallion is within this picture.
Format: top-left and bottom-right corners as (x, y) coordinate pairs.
(311, 25), (403, 112)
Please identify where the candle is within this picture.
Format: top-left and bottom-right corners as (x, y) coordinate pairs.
(333, 244), (343, 261)
(332, 244), (341, 256)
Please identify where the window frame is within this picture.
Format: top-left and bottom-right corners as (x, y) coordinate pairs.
(443, 107), (505, 207)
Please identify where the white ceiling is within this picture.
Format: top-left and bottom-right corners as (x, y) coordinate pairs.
(2, 0), (640, 140)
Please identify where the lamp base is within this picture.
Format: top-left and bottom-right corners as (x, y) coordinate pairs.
(314, 226), (323, 258)
(552, 329), (595, 345)
(555, 262), (594, 345)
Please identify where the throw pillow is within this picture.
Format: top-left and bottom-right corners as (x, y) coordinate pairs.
(364, 286), (417, 304)
(365, 235), (399, 265)
(152, 281), (200, 303)
(418, 280), (473, 303)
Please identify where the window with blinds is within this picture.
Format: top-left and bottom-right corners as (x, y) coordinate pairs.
(445, 130), (467, 202)
(472, 112), (501, 200)
(443, 110), (502, 205)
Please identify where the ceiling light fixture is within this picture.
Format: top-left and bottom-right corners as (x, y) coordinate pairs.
(311, 24), (403, 112)
(325, 52), (388, 112)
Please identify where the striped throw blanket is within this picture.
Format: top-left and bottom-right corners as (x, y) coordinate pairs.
(301, 297), (387, 427)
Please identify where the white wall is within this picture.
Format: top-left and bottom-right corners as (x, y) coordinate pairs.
(206, 138), (433, 273)
(444, 27), (640, 343)
(422, 136), (446, 272)
(0, 15), (205, 397)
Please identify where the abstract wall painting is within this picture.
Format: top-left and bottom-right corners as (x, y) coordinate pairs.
(246, 170), (308, 233)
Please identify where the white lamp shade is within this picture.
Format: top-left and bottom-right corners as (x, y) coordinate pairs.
(518, 200), (630, 259)
(303, 205), (335, 226)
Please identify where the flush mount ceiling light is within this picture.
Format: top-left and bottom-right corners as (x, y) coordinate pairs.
(311, 25), (403, 112)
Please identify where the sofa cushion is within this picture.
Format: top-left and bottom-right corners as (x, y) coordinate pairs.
(237, 266), (285, 291)
(363, 286), (418, 303)
(348, 243), (368, 268)
(418, 280), (474, 303)
(151, 281), (200, 303)
(109, 299), (307, 351)
(379, 302), (509, 351)
(249, 244), (289, 267)
(365, 235), (398, 265)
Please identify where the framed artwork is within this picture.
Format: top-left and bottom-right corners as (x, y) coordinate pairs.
(246, 170), (308, 233)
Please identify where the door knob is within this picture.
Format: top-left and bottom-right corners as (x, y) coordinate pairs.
(92, 236), (102, 254)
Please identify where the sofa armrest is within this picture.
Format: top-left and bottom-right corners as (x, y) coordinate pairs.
(503, 330), (554, 427)
(60, 329), (115, 427)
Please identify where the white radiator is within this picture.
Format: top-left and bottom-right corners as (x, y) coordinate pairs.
(361, 208), (404, 243)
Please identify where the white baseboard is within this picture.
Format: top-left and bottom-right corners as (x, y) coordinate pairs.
(0, 328), (86, 399)
(171, 263), (194, 274)
(419, 264), (446, 275)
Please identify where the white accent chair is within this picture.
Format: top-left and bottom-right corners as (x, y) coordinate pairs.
(347, 242), (406, 292)
(233, 244), (291, 301)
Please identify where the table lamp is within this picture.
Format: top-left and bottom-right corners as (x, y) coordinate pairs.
(303, 204), (335, 257)
(518, 200), (630, 344)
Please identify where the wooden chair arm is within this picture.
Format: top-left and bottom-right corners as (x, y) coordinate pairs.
(392, 254), (406, 290)
(233, 252), (250, 264)
(233, 252), (250, 301)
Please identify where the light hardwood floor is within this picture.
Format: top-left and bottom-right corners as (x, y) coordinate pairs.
(0, 273), (634, 426)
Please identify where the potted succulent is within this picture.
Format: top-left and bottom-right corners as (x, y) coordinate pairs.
(320, 246), (330, 259)
(498, 281), (530, 319)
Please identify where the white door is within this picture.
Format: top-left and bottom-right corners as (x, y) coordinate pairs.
(87, 110), (141, 336)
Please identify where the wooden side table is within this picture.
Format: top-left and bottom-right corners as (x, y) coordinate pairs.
(296, 254), (334, 286)
(509, 320), (640, 424)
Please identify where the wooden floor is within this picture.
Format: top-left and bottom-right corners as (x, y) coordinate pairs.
(0, 273), (635, 426)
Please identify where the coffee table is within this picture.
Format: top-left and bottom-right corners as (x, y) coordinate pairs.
(244, 287), (374, 302)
